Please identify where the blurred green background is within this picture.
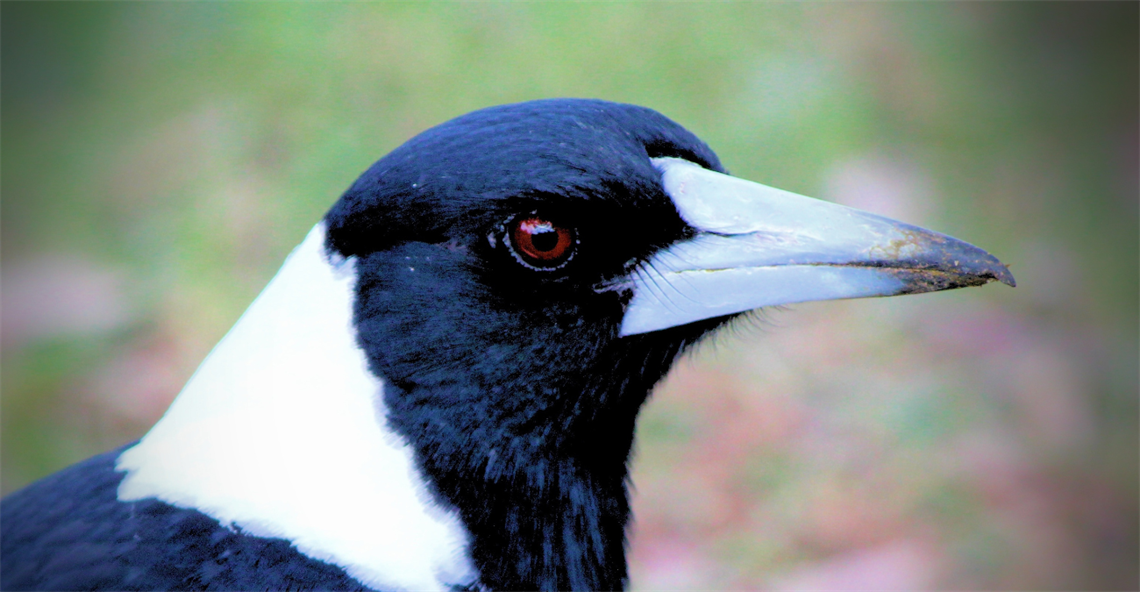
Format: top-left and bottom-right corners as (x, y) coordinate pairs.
(2, 3), (1136, 590)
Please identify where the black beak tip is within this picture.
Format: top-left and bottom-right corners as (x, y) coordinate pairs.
(959, 258), (1017, 290)
(969, 248), (1016, 288)
(995, 264), (1017, 288)
(896, 243), (1016, 294)
(939, 238), (1017, 289)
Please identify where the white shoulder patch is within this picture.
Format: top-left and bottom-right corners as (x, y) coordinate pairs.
(116, 224), (477, 591)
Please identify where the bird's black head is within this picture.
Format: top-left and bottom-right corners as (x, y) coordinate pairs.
(317, 96), (1016, 591)
(323, 99), (729, 591)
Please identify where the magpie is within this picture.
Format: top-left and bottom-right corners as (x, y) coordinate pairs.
(1, 99), (1014, 592)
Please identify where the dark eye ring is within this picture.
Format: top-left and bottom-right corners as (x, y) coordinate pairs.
(507, 214), (576, 270)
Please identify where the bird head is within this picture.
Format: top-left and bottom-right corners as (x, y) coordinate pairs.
(316, 98), (1014, 590)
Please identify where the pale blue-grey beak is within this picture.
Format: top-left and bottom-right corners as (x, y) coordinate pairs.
(618, 157), (1015, 336)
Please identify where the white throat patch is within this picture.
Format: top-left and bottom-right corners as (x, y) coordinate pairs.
(116, 224), (477, 591)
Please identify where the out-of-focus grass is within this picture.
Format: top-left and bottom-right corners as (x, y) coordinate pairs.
(2, 3), (1136, 590)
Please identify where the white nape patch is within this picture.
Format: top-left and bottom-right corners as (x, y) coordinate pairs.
(116, 224), (477, 592)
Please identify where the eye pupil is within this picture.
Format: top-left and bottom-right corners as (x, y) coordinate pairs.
(529, 227), (559, 252)
(510, 216), (575, 269)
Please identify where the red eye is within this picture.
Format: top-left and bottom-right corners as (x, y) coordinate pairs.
(509, 216), (575, 269)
